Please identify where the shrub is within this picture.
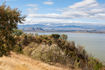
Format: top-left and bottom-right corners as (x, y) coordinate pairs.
(60, 34), (68, 40)
(13, 29), (23, 36)
(51, 34), (60, 40)
(88, 57), (103, 70)
(19, 34), (103, 70)
(23, 43), (68, 65)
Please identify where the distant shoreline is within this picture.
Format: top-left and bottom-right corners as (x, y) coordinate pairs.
(24, 31), (105, 34)
(69, 31), (105, 34)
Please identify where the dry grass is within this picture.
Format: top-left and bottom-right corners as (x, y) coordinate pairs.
(0, 52), (78, 70)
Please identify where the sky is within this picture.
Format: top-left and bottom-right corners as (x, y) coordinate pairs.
(0, 0), (105, 25)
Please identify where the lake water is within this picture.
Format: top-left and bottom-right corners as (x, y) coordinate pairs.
(26, 32), (105, 62)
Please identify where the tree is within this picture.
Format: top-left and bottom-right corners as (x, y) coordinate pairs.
(0, 4), (25, 56)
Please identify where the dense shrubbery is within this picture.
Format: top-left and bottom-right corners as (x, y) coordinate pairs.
(13, 33), (103, 70)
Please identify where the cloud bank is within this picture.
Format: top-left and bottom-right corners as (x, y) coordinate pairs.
(24, 0), (105, 25)
(43, 1), (54, 5)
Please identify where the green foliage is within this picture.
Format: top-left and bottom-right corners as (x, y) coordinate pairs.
(51, 34), (60, 39)
(88, 57), (103, 70)
(0, 4), (24, 56)
(60, 34), (68, 40)
(20, 34), (103, 70)
(12, 33), (103, 70)
(13, 45), (23, 54)
(23, 42), (67, 64)
(13, 29), (23, 36)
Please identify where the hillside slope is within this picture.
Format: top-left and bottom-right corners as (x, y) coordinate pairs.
(0, 52), (77, 70)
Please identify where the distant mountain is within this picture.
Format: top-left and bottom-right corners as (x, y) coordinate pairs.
(19, 27), (44, 32)
(18, 23), (105, 33)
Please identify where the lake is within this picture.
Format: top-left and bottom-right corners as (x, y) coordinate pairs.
(26, 32), (105, 63)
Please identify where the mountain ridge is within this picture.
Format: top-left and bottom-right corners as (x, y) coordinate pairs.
(18, 23), (105, 33)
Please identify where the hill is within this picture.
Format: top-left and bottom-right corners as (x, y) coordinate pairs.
(0, 52), (76, 70)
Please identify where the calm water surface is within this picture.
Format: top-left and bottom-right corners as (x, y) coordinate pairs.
(26, 32), (105, 62)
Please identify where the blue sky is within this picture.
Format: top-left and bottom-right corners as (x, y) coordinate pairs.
(0, 0), (105, 25)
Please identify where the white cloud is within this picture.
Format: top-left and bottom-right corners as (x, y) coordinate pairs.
(27, 8), (38, 13)
(43, 1), (54, 5)
(28, 13), (63, 18)
(61, 0), (105, 19)
(24, 17), (82, 25)
(24, 0), (105, 25)
(69, 0), (96, 9)
(24, 16), (105, 25)
(26, 4), (38, 7)
(26, 4), (38, 13)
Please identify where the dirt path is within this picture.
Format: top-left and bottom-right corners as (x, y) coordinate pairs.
(0, 53), (71, 70)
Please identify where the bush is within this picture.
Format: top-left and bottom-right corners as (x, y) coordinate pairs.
(13, 45), (23, 54)
(60, 34), (68, 40)
(88, 57), (103, 70)
(23, 43), (68, 65)
(51, 34), (60, 40)
(13, 29), (23, 36)
(17, 34), (103, 70)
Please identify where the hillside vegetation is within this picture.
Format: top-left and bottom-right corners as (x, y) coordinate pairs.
(0, 4), (104, 70)
(13, 32), (103, 70)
